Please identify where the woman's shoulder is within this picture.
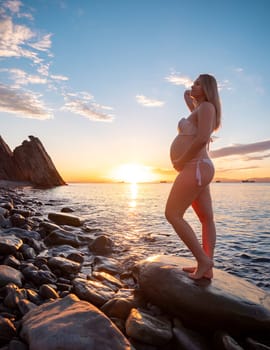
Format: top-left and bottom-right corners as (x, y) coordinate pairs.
(197, 101), (215, 117)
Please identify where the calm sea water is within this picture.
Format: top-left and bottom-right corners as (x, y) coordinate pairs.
(23, 182), (270, 292)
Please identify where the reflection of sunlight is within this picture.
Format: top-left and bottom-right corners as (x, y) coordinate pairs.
(129, 182), (138, 208)
(111, 163), (157, 183)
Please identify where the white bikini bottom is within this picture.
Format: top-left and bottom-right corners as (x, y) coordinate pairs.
(184, 158), (214, 186)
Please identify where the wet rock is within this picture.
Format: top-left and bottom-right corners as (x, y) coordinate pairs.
(246, 337), (270, 349)
(0, 265), (23, 288)
(20, 244), (36, 260)
(0, 207), (8, 216)
(48, 212), (82, 227)
(3, 227), (41, 242)
(0, 202), (13, 211)
(10, 209), (32, 218)
(213, 331), (244, 350)
(21, 264), (57, 286)
(93, 256), (122, 275)
(48, 256), (81, 275)
(39, 284), (59, 299)
(173, 318), (210, 350)
(3, 255), (21, 269)
(8, 339), (28, 350)
(4, 283), (28, 309)
(125, 308), (173, 346)
(61, 207), (74, 213)
(93, 271), (123, 291)
(38, 221), (61, 235)
(101, 290), (139, 319)
(20, 294), (132, 350)
(43, 228), (80, 247)
(0, 316), (16, 346)
(73, 277), (115, 307)
(0, 214), (9, 228)
(67, 252), (84, 264)
(25, 289), (42, 305)
(0, 235), (23, 255)
(18, 298), (38, 315)
(10, 213), (26, 227)
(135, 255), (270, 334)
(88, 235), (114, 255)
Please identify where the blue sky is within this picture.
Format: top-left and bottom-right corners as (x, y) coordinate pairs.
(0, 0), (269, 182)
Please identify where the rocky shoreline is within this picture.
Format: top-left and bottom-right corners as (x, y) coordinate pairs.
(0, 184), (270, 350)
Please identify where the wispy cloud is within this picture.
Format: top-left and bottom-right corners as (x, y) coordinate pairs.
(3, 0), (22, 15)
(243, 153), (270, 161)
(165, 73), (192, 88)
(50, 74), (69, 81)
(210, 140), (270, 158)
(62, 92), (114, 122)
(0, 83), (52, 119)
(136, 95), (165, 107)
(1, 68), (47, 86)
(0, 0), (114, 122)
(29, 33), (53, 52)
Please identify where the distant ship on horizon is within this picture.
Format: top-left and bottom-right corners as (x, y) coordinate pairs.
(241, 179), (255, 183)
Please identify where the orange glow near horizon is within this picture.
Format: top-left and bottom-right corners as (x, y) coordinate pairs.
(110, 163), (159, 183)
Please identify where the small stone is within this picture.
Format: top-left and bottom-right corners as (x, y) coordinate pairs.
(0, 316), (16, 344)
(93, 271), (123, 291)
(61, 207), (74, 213)
(93, 256), (122, 275)
(101, 297), (135, 319)
(20, 244), (36, 260)
(44, 229), (80, 247)
(18, 299), (37, 315)
(10, 213), (26, 227)
(39, 284), (59, 300)
(0, 265), (23, 288)
(67, 252), (84, 264)
(48, 256), (81, 275)
(125, 308), (173, 346)
(11, 209), (31, 218)
(88, 235), (114, 255)
(48, 212), (82, 227)
(3, 255), (21, 269)
(4, 283), (28, 309)
(0, 235), (23, 255)
(73, 277), (115, 307)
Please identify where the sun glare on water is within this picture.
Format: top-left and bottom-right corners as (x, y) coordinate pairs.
(111, 163), (157, 183)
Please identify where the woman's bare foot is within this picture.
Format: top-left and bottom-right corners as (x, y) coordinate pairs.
(182, 266), (196, 273)
(189, 258), (214, 280)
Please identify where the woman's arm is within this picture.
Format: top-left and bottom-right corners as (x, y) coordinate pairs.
(173, 102), (216, 171)
(184, 90), (196, 112)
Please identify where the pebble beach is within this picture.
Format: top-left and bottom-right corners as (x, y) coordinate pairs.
(0, 182), (269, 350)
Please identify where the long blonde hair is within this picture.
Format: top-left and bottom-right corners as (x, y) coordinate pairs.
(199, 74), (221, 130)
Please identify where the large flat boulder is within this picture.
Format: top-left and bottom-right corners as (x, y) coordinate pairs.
(20, 294), (132, 350)
(134, 255), (270, 335)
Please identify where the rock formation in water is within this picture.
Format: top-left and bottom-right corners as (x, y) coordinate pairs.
(0, 135), (66, 187)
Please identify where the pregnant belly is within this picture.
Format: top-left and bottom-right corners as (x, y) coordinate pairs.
(170, 135), (191, 162)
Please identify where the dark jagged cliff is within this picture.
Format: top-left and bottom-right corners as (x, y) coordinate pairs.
(0, 135), (66, 188)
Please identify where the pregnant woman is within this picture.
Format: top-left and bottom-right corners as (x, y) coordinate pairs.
(165, 74), (221, 280)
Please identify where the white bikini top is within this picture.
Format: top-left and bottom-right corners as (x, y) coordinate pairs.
(178, 118), (197, 136)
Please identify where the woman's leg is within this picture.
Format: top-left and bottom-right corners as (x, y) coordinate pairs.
(183, 185), (216, 278)
(192, 185), (216, 259)
(165, 166), (213, 279)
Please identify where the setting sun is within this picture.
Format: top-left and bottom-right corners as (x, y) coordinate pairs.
(111, 163), (158, 183)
